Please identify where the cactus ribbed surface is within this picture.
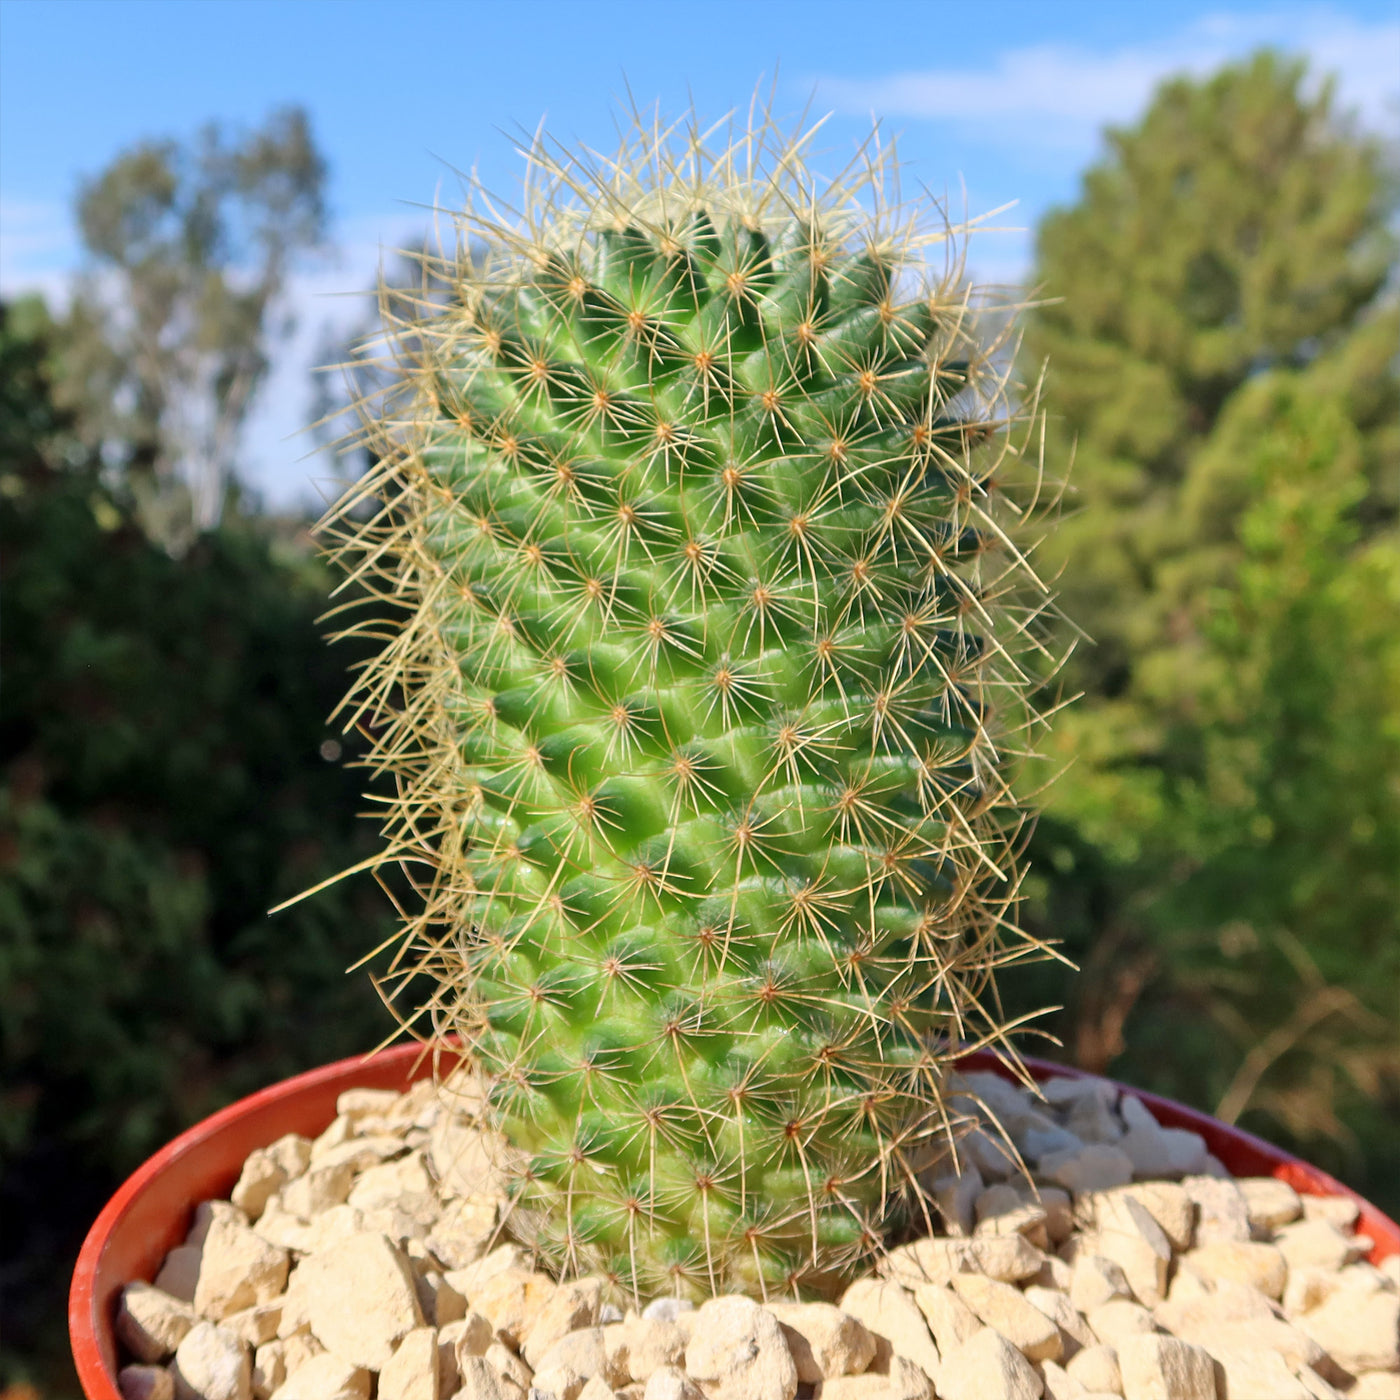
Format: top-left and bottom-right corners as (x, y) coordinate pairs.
(327, 112), (1055, 1301)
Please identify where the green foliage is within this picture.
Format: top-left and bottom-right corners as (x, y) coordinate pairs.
(0, 300), (393, 1376)
(1029, 50), (1396, 695)
(1015, 51), (1400, 1208)
(332, 114), (1056, 1298)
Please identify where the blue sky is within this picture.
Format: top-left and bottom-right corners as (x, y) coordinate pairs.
(2, 0), (1397, 508)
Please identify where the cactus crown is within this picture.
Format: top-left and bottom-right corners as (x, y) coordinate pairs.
(323, 105), (1057, 1302)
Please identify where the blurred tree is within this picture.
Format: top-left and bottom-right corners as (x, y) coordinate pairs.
(0, 297), (395, 1388)
(53, 107), (328, 549)
(1014, 51), (1400, 1206)
(1028, 49), (1396, 698)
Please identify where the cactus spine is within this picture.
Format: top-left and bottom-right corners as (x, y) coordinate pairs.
(326, 108), (1055, 1301)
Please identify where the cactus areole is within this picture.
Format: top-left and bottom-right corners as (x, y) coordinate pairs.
(325, 109), (1058, 1301)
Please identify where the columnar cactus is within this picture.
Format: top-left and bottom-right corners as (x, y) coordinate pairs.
(325, 110), (1056, 1302)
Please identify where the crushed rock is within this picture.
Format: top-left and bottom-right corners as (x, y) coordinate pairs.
(115, 1068), (1398, 1400)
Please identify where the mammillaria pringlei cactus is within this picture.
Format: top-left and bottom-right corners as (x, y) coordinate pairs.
(323, 107), (1060, 1303)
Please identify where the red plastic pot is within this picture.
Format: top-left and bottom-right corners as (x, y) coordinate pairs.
(71, 1047), (1400, 1399)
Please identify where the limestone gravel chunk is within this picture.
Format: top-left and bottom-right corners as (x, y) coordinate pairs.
(1236, 1177), (1302, 1233)
(413, 1269), (466, 1328)
(252, 1342), (286, 1400)
(881, 1232), (1044, 1287)
(911, 1283), (981, 1355)
(1283, 1265), (1343, 1316)
(1041, 1076), (1112, 1109)
(979, 1183), (1031, 1225)
(442, 1311), (493, 1361)
(172, 1321), (252, 1400)
(1300, 1195), (1359, 1230)
(441, 1242), (527, 1300)
(251, 1202), (313, 1255)
(641, 1298), (694, 1323)
(837, 1279), (941, 1382)
(426, 1198), (498, 1270)
(521, 1276), (604, 1365)
(530, 1363), (585, 1400)
(534, 1328), (626, 1391)
(483, 1341), (532, 1393)
(1033, 1256), (1074, 1291)
(1181, 1178), (1250, 1247)
(312, 1133), (408, 1175)
(279, 1333), (325, 1376)
(335, 1087), (400, 1123)
(814, 1355), (933, 1398)
(451, 1356), (515, 1400)
(937, 1327), (1043, 1400)
(1038, 1188), (1075, 1245)
(1024, 1286), (1096, 1359)
(1182, 1240), (1287, 1300)
(1172, 1316), (1326, 1380)
(1085, 1300), (1156, 1345)
(119, 1283), (200, 1362)
(1116, 1103), (1207, 1181)
(1024, 1123), (1084, 1164)
(1349, 1375), (1400, 1400)
(766, 1302), (877, 1382)
(1038, 1358), (1092, 1400)
(602, 1318), (685, 1382)
(1209, 1346), (1312, 1399)
(224, 1304), (281, 1348)
(682, 1295), (797, 1400)
(1115, 1335), (1215, 1400)
(962, 1127), (1020, 1179)
(260, 1134), (312, 1181)
(1081, 1185), (1193, 1254)
(231, 1150), (289, 1224)
(1295, 1287), (1400, 1374)
(1274, 1218), (1361, 1272)
(952, 1274), (1061, 1362)
(1064, 1092), (1124, 1148)
(1155, 1279), (1276, 1337)
(379, 1328), (439, 1400)
(297, 1232), (423, 1369)
(469, 1266), (556, 1349)
(188, 1202), (250, 1249)
(120, 1366), (177, 1400)
(1069, 1254), (1134, 1314)
(640, 1367), (702, 1400)
(280, 1163), (354, 1221)
(1064, 1345), (1121, 1396)
(1088, 1197), (1173, 1306)
(347, 1152), (437, 1214)
(269, 1354), (371, 1400)
(929, 1163), (983, 1235)
(1048, 1146), (1137, 1195)
(577, 1378), (617, 1400)
(157, 1246), (204, 1304)
(194, 1218), (290, 1321)
(427, 1118), (512, 1200)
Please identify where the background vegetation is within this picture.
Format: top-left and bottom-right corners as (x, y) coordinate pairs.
(1, 51), (1395, 1395)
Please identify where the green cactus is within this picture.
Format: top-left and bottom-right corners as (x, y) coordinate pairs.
(325, 109), (1056, 1302)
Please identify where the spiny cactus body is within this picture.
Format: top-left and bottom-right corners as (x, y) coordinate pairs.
(327, 110), (1054, 1301)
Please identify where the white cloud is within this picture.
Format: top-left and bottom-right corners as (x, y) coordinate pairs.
(0, 198), (78, 305)
(816, 7), (1400, 153)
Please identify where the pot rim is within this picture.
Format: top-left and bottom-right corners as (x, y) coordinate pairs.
(70, 1045), (1400, 1399)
